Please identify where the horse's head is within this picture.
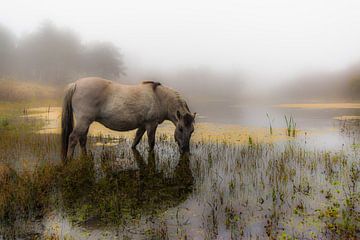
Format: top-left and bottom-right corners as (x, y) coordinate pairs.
(174, 111), (195, 153)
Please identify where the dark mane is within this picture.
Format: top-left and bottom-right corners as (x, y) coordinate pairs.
(142, 81), (161, 90)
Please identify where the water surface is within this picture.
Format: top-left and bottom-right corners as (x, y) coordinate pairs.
(2, 102), (359, 239)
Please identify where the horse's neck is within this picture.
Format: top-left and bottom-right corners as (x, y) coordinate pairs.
(157, 87), (183, 125)
(167, 110), (179, 125)
(167, 99), (190, 126)
(166, 98), (181, 125)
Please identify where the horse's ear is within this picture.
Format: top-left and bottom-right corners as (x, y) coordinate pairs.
(177, 110), (182, 120)
(193, 112), (197, 118)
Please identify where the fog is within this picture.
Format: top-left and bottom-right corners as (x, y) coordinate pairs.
(1, 0), (360, 103)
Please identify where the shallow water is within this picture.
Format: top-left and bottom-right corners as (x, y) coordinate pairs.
(33, 139), (359, 239)
(1, 103), (360, 239)
(26, 103), (360, 150)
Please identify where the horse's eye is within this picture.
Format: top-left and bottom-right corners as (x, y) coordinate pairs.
(179, 127), (183, 133)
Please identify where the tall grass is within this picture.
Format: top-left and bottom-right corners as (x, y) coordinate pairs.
(266, 113), (273, 135)
(285, 115), (297, 137)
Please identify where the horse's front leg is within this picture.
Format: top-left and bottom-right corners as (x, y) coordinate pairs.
(146, 124), (158, 151)
(132, 127), (146, 149)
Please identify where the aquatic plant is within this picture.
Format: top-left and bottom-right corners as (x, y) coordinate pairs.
(285, 115), (297, 137)
(266, 112), (273, 135)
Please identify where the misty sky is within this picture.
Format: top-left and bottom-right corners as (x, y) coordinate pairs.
(1, 0), (360, 87)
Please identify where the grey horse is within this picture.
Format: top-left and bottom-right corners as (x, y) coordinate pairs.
(61, 77), (195, 162)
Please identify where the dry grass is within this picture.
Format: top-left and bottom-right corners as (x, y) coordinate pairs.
(0, 78), (61, 102)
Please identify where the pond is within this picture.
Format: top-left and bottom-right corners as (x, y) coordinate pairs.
(0, 102), (359, 239)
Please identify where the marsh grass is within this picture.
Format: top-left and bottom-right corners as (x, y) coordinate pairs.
(337, 118), (360, 147)
(0, 104), (359, 239)
(0, 161), (59, 239)
(0, 136), (359, 239)
(285, 115), (297, 137)
(266, 113), (273, 135)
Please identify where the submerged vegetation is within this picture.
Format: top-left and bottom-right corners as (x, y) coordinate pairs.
(0, 103), (359, 239)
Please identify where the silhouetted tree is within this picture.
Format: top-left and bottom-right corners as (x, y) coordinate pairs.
(16, 22), (82, 83)
(0, 21), (125, 84)
(82, 42), (125, 79)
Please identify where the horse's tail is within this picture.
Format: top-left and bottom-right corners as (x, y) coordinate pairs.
(61, 83), (76, 162)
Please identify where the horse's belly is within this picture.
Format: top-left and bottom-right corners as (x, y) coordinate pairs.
(97, 93), (159, 131)
(97, 118), (140, 131)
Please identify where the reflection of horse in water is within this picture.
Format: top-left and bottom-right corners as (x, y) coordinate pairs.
(60, 149), (194, 226)
(132, 149), (194, 202)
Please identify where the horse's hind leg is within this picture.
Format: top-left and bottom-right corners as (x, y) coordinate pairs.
(132, 127), (146, 149)
(67, 118), (91, 159)
(79, 126), (90, 156)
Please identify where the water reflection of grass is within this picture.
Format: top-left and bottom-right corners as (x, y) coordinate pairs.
(0, 103), (359, 239)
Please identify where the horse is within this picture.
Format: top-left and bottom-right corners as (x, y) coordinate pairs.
(61, 77), (196, 162)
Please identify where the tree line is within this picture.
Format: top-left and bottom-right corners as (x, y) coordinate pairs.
(0, 22), (125, 84)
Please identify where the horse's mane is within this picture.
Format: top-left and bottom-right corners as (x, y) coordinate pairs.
(142, 81), (161, 90)
(171, 88), (191, 113)
(143, 81), (191, 117)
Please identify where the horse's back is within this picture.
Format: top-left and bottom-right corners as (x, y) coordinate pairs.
(74, 77), (112, 94)
(70, 77), (161, 131)
(100, 81), (160, 129)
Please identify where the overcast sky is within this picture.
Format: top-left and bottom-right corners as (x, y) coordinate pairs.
(1, 0), (360, 87)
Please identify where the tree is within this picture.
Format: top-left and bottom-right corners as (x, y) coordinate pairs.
(81, 42), (125, 79)
(4, 21), (126, 84)
(16, 21), (82, 83)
